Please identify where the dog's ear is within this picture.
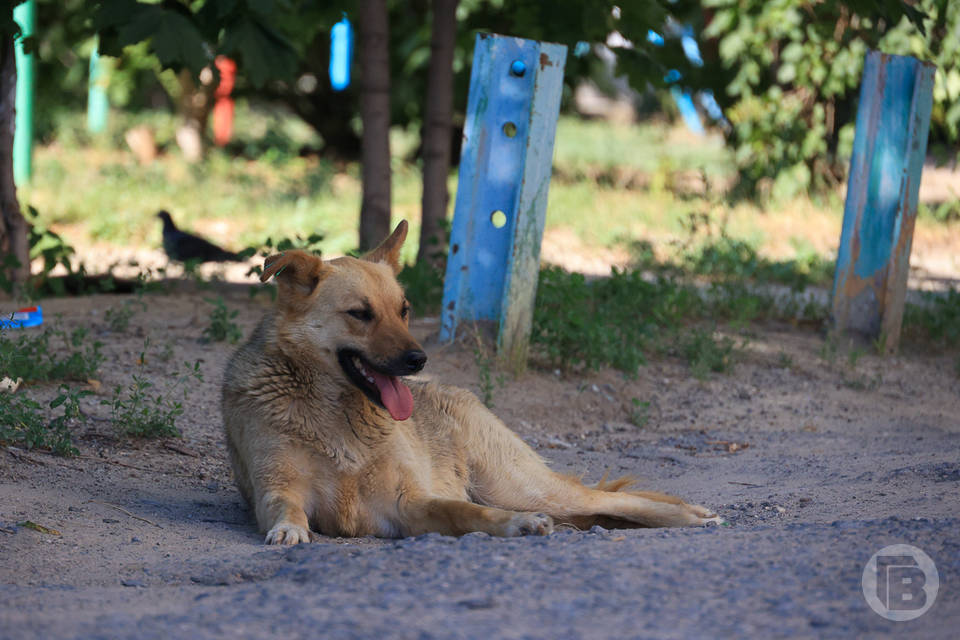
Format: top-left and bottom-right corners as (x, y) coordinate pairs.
(362, 220), (407, 275)
(260, 250), (328, 296)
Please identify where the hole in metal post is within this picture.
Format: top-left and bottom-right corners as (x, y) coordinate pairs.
(490, 210), (507, 228)
(502, 122), (517, 138)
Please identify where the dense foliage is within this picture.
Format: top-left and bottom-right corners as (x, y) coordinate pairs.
(702, 0), (956, 198)
(11, 0), (959, 192)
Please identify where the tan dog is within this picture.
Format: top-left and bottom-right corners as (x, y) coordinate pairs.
(222, 221), (720, 544)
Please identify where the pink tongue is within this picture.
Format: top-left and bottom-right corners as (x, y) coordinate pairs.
(370, 370), (414, 421)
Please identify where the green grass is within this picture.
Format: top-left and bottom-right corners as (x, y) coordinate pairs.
(21, 107), (852, 276)
(552, 117), (732, 178)
(903, 290), (960, 346)
(530, 263), (824, 378)
(676, 327), (739, 380)
(678, 235), (834, 291)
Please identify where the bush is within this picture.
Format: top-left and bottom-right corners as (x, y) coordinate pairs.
(0, 386), (87, 457)
(531, 267), (699, 374)
(0, 324), (103, 383)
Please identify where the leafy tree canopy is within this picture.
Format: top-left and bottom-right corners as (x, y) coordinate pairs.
(94, 0), (297, 88)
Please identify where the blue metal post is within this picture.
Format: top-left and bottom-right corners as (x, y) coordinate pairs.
(439, 33), (567, 372)
(831, 50), (934, 352)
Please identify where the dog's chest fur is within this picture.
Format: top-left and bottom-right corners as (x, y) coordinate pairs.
(223, 322), (472, 536)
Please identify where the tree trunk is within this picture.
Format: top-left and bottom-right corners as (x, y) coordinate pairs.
(175, 69), (215, 163)
(357, 0), (392, 251)
(417, 0), (458, 266)
(0, 36), (29, 296)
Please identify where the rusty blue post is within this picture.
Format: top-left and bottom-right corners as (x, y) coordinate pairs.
(831, 50), (935, 352)
(439, 33), (567, 372)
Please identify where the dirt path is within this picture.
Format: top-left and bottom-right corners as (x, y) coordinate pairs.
(1, 289), (958, 638)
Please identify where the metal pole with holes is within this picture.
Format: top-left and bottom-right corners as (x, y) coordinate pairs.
(831, 50), (934, 352)
(439, 33), (566, 373)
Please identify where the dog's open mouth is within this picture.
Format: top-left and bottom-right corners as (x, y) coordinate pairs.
(337, 349), (414, 421)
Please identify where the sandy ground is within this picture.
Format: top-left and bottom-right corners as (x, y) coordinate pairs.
(0, 282), (958, 638)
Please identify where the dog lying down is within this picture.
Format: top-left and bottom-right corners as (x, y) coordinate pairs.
(222, 221), (721, 544)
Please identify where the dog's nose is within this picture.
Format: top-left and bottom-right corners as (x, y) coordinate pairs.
(403, 349), (427, 373)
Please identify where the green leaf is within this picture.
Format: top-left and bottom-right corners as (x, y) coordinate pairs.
(220, 17), (297, 88)
(99, 1), (210, 75)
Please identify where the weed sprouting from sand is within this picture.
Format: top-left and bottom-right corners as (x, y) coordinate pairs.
(202, 296), (242, 343)
(106, 343), (203, 438)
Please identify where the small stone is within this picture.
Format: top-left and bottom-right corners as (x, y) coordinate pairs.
(103, 518), (120, 524)
(457, 597), (496, 610)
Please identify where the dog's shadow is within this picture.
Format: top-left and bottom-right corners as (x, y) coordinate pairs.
(129, 486), (258, 541)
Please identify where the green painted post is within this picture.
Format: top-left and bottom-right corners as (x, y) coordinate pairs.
(13, 0), (35, 185)
(87, 38), (109, 133)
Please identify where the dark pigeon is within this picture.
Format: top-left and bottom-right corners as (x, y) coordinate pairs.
(156, 210), (239, 263)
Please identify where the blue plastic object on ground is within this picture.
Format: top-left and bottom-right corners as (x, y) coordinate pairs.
(0, 306), (43, 329)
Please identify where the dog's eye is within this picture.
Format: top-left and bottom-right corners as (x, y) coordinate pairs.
(400, 304), (410, 319)
(347, 308), (374, 322)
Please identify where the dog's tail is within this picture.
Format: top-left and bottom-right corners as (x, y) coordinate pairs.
(592, 471), (636, 493)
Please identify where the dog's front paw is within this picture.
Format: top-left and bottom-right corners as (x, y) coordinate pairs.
(506, 512), (554, 536)
(265, 522), (312, 545)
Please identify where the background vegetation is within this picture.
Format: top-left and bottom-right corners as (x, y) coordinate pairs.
(17, 1), (960, 189)
(2, 1), (959, 456)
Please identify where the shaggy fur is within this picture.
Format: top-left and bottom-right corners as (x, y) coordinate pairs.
(222, 221), (720, 544)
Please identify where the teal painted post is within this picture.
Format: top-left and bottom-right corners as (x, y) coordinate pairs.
(831, 50), (935, 352)
(87, 38), (109, 133)
(13, 0), (35, 185)
(439, 33), (567, 372)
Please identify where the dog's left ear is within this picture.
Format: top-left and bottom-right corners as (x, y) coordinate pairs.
(362, 220), (407, 275)
(260, 250), (328, 297)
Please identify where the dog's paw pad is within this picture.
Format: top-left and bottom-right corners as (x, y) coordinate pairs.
(514, 512), (554, 536)
(265, 523), (311, 545)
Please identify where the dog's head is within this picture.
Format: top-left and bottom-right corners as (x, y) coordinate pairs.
(260, 221), (426, 421)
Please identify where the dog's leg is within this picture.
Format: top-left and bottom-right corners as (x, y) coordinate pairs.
(445, 388), (720, 527)
(257, 487), (312, 545)
(250, 458), (314, 545)
(398, 498), (553, 537)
